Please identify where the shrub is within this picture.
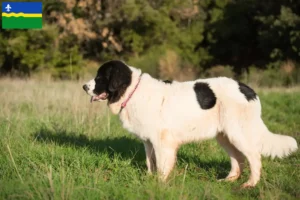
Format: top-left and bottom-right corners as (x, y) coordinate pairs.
(0, 25), (83, 79)
(204, 65), (234, 79)
(245, 61), (300, 87)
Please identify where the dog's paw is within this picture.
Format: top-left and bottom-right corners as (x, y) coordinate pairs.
(218, 175), (240, 182)
(241, 181), (256, 188)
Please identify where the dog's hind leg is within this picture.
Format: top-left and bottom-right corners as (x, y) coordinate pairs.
(143, 140), (156, 174)
(216, 133), (245, 182)
(225, 128), (262, 188)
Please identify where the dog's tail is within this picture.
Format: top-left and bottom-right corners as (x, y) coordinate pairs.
(259, 128), (298, 159)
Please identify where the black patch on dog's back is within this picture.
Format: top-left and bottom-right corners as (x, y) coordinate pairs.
(238, 82), (257, 101)
(163, 80), (172, 84)
(194, 82), (216, 109)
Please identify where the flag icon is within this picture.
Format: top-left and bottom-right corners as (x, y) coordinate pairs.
(2, 2), (42, 29)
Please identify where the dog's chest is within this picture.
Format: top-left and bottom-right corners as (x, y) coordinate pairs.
(119, 109), (155, 141)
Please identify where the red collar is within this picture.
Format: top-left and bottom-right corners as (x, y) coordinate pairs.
(121, 74), (142, 109)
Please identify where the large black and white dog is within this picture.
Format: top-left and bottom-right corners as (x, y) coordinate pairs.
(83, 60), (297, 188)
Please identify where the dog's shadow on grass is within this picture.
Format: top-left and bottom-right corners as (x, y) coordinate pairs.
(178, 152), (231, 179)
(33, 127), (230, 178)
(33, 127), (146, 167)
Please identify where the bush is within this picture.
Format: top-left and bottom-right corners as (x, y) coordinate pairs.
(1, 0), (300, 85)
(204, 65), (234, 78)
(0, 25), (83, 79)
(245, 61), (300, 87)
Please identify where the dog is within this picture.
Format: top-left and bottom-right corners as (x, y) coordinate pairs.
(83, 60), (298, 188)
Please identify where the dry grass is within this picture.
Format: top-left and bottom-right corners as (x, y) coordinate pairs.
(0, 78), (108, 138)
(256, 86), (300, 93)
(0, 77), (105, 112)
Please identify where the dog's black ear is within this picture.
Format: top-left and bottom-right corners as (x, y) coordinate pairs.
(107, 64), (132, 93)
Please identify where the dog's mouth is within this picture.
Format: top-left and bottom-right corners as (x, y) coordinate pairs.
(90, 93), (108, 103)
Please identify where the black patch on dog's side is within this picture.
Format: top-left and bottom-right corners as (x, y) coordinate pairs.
(193, 82), (216, 109)
(238, 82), (257, 101)
(163, 80), (173, 84)
(94, 60), (132, 104)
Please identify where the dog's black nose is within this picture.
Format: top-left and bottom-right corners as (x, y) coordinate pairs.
(83, 84), (89, 91)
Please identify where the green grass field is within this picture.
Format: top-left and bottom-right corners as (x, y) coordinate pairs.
(0, 79), (299, 200)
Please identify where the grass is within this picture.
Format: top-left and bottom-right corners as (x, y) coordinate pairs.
(0, 78), (299, 200)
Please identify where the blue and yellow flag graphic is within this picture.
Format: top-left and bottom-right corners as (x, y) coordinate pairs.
(2, 2), (42, 29)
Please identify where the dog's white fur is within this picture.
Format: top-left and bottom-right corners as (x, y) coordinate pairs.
(85, 65), (298, 187)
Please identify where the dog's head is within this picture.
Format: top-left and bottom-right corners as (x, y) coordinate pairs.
(83, 60), (132, 104)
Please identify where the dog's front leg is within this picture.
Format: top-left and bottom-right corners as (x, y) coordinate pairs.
(143, 140), (156, 174)
(153, 129), (180, 181)
(154, 144), (178, 181)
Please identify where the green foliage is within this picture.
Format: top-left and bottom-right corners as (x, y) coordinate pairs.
(205, 65), (234, 78)
(256, 4), (300, 61)
(117, 0), (206, 65)
(0, 25), (83, 79)
(128, 46), (165, 76)
(202, 0), (300, 76)
(243, 61), (300, 87)
(1, 0), (300, 83)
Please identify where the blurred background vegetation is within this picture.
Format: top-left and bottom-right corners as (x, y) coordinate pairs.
(0, 0), (300, 86)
